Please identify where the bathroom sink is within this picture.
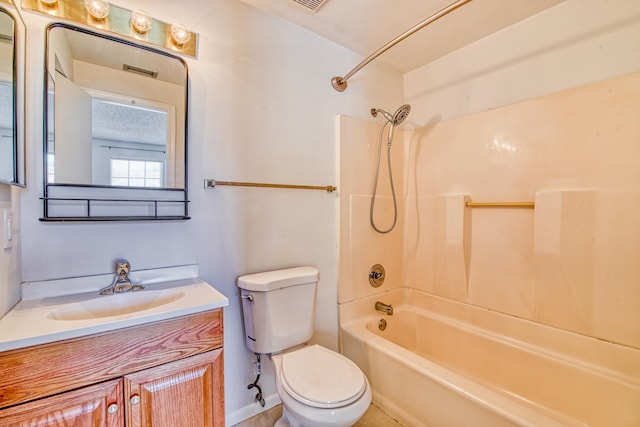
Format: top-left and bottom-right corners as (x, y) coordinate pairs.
(48, 289), (186, 321)
(0, 266), (230, 352)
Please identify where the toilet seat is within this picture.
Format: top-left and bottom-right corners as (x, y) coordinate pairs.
(279, 345), (367, 409)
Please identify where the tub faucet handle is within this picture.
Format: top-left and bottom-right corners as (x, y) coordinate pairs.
(369, 264), (385, 288)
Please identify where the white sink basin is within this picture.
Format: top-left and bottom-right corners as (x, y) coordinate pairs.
(48, 289), (186, 321)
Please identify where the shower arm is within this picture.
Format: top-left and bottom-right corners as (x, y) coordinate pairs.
(331, 0), (474, 92)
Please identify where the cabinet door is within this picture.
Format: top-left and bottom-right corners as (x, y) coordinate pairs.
(0, 378), (124, 427)
(125, 349), (224, 427)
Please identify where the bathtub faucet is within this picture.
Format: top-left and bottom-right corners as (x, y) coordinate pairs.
(375, 301), (393, 315)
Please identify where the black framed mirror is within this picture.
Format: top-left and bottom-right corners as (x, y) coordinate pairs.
(42, 23), (189, 221)
(0, 1), (25, 187)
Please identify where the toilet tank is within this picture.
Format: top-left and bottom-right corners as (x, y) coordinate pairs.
(237, 266), (319, 354)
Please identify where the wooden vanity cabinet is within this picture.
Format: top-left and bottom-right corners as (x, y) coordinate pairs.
(0, 378), (124, 426)
(125, 349), (223, 426)
(0, 309), (225, 427)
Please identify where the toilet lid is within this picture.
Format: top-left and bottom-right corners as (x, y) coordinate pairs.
(280, 345), (366, 409)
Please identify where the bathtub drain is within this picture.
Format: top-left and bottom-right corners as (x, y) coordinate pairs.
(378, 318), (387, 331)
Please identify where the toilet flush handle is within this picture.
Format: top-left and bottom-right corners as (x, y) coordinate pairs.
(241, 294), (254, 302)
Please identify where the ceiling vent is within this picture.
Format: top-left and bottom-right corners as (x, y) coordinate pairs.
(123, 64), (158, 79)
(291, 0), (328, 13)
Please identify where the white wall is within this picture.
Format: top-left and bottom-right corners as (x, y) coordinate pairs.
(0, 184), (21, 318)
(17, 0), (402, 424)
(0, 4), (23, 323)
(404, 0), (640, 124)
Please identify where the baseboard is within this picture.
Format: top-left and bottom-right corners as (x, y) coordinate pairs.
(225, 393), (282, 425)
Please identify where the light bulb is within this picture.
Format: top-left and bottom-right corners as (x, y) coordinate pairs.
(84, 0), (110, 19)
(131, 9), (152, 34)
(170, 23), (191, 46)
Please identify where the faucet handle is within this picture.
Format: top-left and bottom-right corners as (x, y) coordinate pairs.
(369, 264), (385, 287)
(115, 259), (130, 276)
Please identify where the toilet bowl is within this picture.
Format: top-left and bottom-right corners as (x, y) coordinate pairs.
(271, 345), (372, 427)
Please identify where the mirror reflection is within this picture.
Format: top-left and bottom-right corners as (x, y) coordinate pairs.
(45, 24), (187, 190)
(0, 7), (15, 183)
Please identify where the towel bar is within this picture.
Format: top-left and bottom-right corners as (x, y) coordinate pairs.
(465, 202), (534, 208)
(204, 179), (337, 193)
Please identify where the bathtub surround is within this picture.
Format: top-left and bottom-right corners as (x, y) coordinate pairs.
(410, 73), (640, 347)
(406, 194), (471, 301)
(340, 71), (640, 343)
(533, 189), (640, 347)
(338, 70), (640, 426)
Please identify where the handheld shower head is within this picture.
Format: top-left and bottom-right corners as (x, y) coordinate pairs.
(371, 104), (411, 125)
(392, 104), (411, 125)
(371, 104), (411, 146)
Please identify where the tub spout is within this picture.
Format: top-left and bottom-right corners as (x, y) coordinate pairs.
(375, 301), (393, 315)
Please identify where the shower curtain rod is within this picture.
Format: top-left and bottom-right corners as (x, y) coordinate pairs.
(331, 0), (474, 92)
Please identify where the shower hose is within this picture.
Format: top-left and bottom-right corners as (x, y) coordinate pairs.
(370, 122), (398, 234)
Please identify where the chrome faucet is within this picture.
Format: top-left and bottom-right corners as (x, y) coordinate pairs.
(375, 301), (393, 315)
(99, 259), (144, 295)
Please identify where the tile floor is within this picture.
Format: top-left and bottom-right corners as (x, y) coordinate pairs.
(232, 403), (402, 427)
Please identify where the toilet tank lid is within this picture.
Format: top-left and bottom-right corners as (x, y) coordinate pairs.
(237, 266), (319, 292)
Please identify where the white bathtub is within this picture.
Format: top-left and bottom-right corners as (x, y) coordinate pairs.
(340, 289), (640, 427)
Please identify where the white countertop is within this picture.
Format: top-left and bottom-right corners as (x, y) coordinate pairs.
(0, 265), (229, 352)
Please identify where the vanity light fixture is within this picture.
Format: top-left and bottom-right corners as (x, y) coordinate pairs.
(170, 22), (191, 46)
(83, 0), (109, 19)
(130, 9), (152, 34)
(23, 0), (199, 57)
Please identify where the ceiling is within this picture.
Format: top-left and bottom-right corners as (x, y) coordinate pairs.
(237, 0), (564, 75)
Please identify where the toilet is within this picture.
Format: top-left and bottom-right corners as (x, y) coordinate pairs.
(237, 266), (371, 427)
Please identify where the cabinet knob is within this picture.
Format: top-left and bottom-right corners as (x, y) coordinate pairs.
(107, 403), (119, 414)
(130, 394), (141, 405)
